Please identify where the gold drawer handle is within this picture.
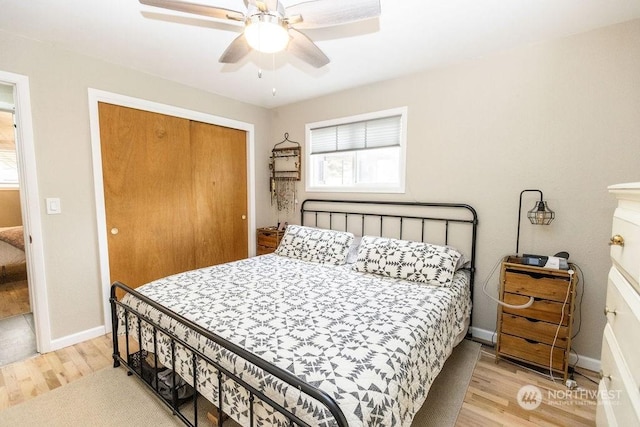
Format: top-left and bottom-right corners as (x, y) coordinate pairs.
(599, 370), (611, 381)
(609, 235), (625, 246)
(604, 307), (617, 316)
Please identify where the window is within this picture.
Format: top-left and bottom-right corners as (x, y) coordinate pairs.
(305, 107), (407, 193)
(0, 110), (18, 188)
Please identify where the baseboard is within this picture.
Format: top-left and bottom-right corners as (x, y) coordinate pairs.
(469, 326), (601, 372)
(49, 325), (108, 352)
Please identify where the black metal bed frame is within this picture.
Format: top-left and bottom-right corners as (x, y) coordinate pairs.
(110, 199), (478, 427)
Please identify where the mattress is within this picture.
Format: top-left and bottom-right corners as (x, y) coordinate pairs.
(118, 253), (471, 427)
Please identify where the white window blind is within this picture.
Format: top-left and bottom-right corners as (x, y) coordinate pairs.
(306, 107), (407, 193)
(310, 115), (402, 155)
(0, 149), (18, 185)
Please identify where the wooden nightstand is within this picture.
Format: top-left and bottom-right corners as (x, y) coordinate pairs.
(256, 227), (284, 255)
(496, 256), (577, 381)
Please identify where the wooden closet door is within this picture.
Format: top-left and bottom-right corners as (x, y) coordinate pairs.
(190, 121), (248, 268)
(99, 103), (197, 290)
(99, 103), (249, 295)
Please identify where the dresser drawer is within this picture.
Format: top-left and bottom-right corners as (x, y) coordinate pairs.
(606, 266), (640, 387)
(596, 380), (618, 427)
(504, 270), (572, 302)
(611, 209), (640, 292)
(502, 293), (571, 326)
(500, 313), (569, 348)
(498, 334), (565, 371)
(256, 245), (275, 255)
(600, 325), (640, 425)
(257, 231), (282, 248)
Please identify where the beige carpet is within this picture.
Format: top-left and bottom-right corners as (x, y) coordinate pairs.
(412, 339), (481, 426)
(0, 339), (480, 427)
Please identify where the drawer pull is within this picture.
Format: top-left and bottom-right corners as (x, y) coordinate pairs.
(603, 306), (617, 316)
(599, 370), (611, 381)
(609, 234), (625, 246)
(524, 338), (538, 344)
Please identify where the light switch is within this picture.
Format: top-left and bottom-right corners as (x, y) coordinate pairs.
(46, 198), (62, 215)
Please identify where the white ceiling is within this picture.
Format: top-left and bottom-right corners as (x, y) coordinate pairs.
(1, 0), (640, 109)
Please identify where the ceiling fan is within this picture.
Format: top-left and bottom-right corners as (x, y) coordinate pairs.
(139, 0), (381, 68)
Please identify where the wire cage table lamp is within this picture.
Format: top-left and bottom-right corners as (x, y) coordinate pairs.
(516, 189), (555, 254)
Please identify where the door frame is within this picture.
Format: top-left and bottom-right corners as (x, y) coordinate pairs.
(88, 89), (256, 332)
(0, 70), (51, 352)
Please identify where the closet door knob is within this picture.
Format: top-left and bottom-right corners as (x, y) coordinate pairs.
(609, 235), (624, 246)
(241, 215), (247, 220)
(111, 228), (119, 235)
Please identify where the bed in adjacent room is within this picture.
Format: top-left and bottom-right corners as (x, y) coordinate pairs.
(111, 200), (478, 427)
(0, 226), (26, 283)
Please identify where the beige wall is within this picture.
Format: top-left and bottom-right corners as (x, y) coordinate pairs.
(1, 18), (638, 362)
(0, 190), (22, 226)
(269, 19), (640, 361)
(0, 31), (272, 340)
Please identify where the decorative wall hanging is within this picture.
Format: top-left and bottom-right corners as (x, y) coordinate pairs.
(270, 133), (301, 214)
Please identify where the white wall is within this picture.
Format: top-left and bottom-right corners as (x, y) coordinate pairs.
(268, 19), (640, 362)
(0, 30), (272, 341)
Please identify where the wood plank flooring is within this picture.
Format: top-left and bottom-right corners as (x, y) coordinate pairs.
(457, 350), (598, 426)
(0, 279), (30, 320)
(0, 334), (598, 425)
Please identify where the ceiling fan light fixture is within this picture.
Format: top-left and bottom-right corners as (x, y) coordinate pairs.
(245, 14), (289, 54)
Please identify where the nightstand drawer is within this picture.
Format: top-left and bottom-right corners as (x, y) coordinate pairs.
(504, 270), (572, 302)
(499, 334), (565, 371)
(500, 313), (569, 348)
(256, 245), (275, 255)
(256, 227), (284, 256)
(502, 293), (571, 326)
(257, 231), (282, 247)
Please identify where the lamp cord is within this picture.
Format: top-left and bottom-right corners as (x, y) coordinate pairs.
(549, 268), (574, 383)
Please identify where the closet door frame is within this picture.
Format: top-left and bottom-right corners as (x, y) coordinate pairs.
(88, 89), (256, 332)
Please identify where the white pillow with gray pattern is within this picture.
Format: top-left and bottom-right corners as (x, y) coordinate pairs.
(354, 236), (462, 286)
(275, 225), (354, 266)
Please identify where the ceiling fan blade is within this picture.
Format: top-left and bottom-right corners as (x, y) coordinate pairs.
(286, 0), (380, 29)
(139, 0), (245, 21)
(287, 29), (329, 68)
(219, 34), (252, 64)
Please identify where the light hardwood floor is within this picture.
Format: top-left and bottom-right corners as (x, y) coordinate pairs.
(457, 350), (598, 426)
(0, 279), (30, 320)
(0, 333), (598, 426)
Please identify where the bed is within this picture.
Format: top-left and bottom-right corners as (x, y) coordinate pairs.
(0, 226), (26, 283)
(111, 199), (478, 427)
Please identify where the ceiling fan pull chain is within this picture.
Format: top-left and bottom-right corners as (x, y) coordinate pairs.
(272, 53), (277, 96)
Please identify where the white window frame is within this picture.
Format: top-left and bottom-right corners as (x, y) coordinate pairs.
(305, 107), (407, 193)
(0, 104), (18, 189)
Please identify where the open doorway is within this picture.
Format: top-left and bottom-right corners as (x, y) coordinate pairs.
(0, 83), (35, 366)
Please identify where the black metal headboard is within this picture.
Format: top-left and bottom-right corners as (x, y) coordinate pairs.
(300, 198), (479, 304)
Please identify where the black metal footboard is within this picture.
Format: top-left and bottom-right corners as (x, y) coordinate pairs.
(110, 281), (348, 427)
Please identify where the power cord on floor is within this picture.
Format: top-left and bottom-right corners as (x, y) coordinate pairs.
(572, 369), (599, 385)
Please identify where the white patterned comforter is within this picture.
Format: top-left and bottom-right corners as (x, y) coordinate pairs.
(118, 254), (471, 427)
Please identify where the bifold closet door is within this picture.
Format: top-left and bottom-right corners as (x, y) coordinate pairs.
(98, 103), (248, 295)
(190, 121), (248, 268)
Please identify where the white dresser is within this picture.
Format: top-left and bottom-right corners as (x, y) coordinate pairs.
(597, 182), (640, 426)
